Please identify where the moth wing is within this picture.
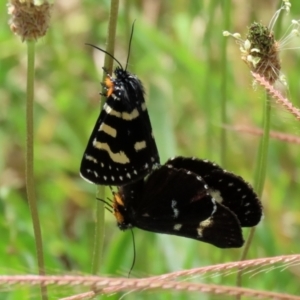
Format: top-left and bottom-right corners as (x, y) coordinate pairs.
(165, 157), (262, 227)
(80, 84), (159, 186)
(131, 166), (243, 248)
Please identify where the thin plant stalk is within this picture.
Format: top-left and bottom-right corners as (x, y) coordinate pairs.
(220, 0), (231, 166)
(91, 0), (120, 275)
(253, 92), (272, 196)
(236, 92), (271, 291)
(202, 0), (217, 158)
(26, 40), (48, 300)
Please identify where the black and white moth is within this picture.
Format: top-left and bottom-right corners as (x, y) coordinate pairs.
(111, 156), (263, 248)
(80, 31), (159, 186)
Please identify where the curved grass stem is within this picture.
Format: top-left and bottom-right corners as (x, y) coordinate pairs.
(26, 40), (48, 300)
(220, 0), (231, 166)
(236, 92), (271, 293)
(91, 0), (120, 275)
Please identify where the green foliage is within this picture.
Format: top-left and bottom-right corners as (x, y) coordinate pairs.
(1, 0), (300, 298)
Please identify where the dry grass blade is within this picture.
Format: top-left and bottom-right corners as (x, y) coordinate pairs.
(1, 254), (299, 299)
(224, 125), (300, 144)
(61, 281), (300, 300)
(252, 72), (300, 121)
(146, 254), (300, 281)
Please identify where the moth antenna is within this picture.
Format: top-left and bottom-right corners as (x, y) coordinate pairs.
(127, 228), (136, 278)
(85, 43), (123, 69)
(125, 20), (136, 71)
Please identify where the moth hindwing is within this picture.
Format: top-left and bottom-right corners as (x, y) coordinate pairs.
(165, 156), (263, 227)
(112, 163), (244, 249)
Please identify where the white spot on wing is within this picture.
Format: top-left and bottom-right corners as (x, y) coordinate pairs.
(122, 108), (140, 120)
(93, 142), (130, 164)
(209, 189), (223, 204)
(99, 123), (117, 138)
(141, 102), (147, 111)
(103, 103), (121, 118)
(197, 217), (213, 238)
(171, 200), (179, 218)
(85, 155), (98, 164)
(173, 224), (182, 231)
(134, 141), (146, 151)
(211, 198), (217, 215)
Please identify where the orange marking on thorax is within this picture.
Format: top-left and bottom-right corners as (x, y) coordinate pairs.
(113, 193), (125, 224)
(105, 77), (114, 97)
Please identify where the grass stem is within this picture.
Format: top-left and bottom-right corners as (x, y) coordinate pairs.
(220, 0), (231, 166)
(91, 0), (120, 275)
(26, 40), (48, 300)
(236, 92), (271, 292)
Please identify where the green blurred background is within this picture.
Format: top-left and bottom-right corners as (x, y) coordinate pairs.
(1, 0), (300, 299)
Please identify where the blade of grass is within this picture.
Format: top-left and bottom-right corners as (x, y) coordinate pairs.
(26, 40), (48, 300)
(202, 0), (218, 159)
(236, 91), (271, 293)
(91, 0), (120, 275)
(220, 0), (231, 166)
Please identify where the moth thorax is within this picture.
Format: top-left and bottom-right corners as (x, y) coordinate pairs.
(112, 193), (131, 230)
